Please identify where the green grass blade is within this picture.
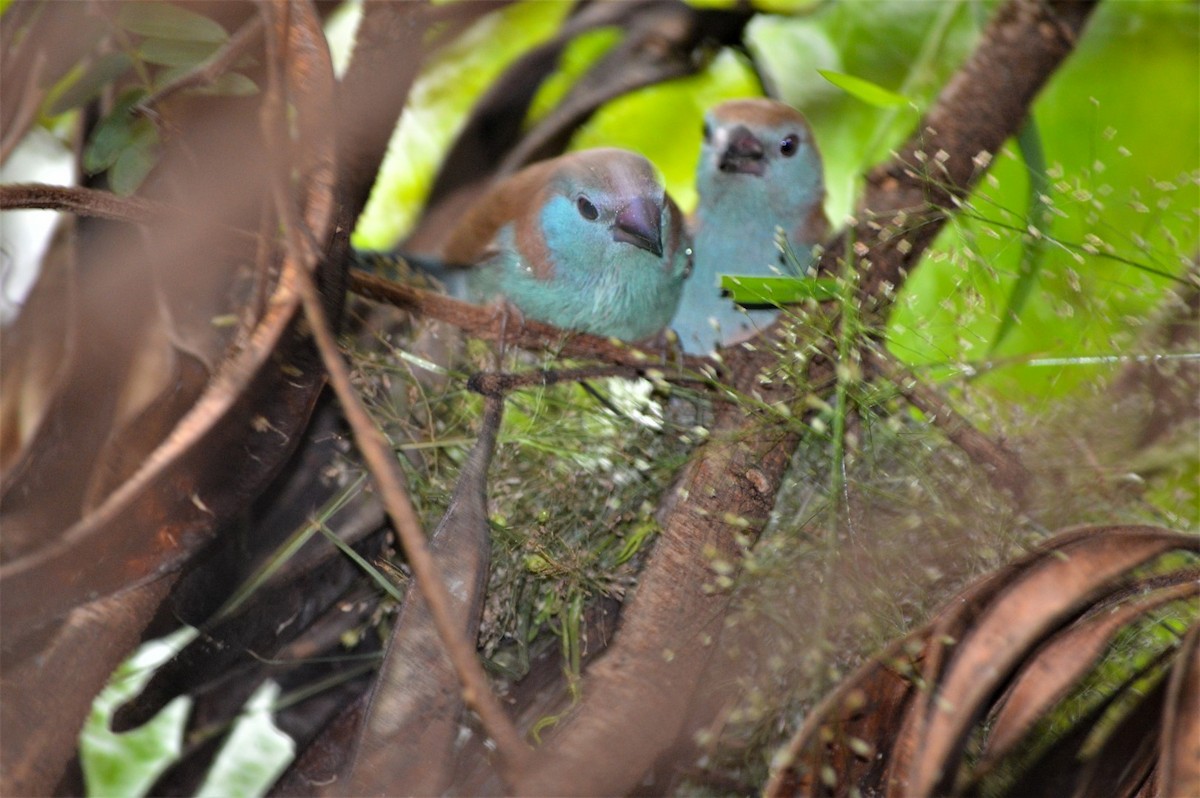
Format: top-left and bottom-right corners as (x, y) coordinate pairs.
(990, 115), (1051, 353)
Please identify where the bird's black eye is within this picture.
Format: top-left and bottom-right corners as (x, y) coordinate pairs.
(780, 134), (799, 157)
(577, 196), (599, 221)
(702, 120), (712, 142)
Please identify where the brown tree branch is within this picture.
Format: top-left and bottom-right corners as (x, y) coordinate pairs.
(842, 0), (1097, 307)
(0, 182), (161, 223)
(1112, 256), (1200, 448)
(348, 269), (720, 375)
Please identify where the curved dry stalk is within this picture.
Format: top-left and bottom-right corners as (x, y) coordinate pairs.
(259, 0), (530, 783)
(292, 242), (534, 783)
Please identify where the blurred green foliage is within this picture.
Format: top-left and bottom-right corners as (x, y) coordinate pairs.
(890, 0), (1199, 400)
(38, 1), (259, 195)
(355, 1), (571, 244)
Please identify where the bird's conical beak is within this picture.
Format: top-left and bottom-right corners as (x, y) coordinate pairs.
(718, 125), (765, 175)
(612, 195), (663, 257)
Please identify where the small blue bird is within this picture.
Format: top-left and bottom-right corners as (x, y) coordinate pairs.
(434, 148), (692, 343)
(673, 99), (829, 355)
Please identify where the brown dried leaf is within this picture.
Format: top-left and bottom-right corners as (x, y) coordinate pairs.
(1000, 645), (1174, 798)
(765, 525), (1198, 798)
(1069, 672), (1166, 798)
(899, 526), (1195, 796)
(340, 396), (504, 795)
(1162, 618), (1200, 797)
(765, 638), (925, 797)
(982, 578), (1197, 767)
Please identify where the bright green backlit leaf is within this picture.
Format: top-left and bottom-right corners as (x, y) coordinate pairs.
(818, 69), (908, 108)
(355, 0), (571, 249)
(195, 682), (294, 798)
(719, 275), (840, 306)
(80, 628), (197, 798)
(117, 2), (229, 44)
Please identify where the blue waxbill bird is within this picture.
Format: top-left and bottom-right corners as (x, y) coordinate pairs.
(435, 148), (692, 343)
(673, 98), (829, 355)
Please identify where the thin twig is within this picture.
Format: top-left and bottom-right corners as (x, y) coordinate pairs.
(295, 247), (535, 782)
(0, 183), (259, 249)
(349, 268), (720, 376)
(0, 182), (160, 221)
(467, 364), (712, 397)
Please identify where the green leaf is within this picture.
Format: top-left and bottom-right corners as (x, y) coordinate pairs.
(108, 122), (159, 195)
(194, 682), (293, 798)
(46, 52), (133, 116)
(317, 525), (405, 602)
(117, 3), (228, 43)
(191, 71), (260, 97)
(719, 275), (841, 306)
(353, 0), (571, 249)
(137, 37), (222, 67)
(82, 89), (145, 173)
(818, 69), (909, 107)
(80, 629), (196, 798)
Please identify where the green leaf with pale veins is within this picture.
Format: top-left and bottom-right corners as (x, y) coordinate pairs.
(109, 121), (160, 195)
(199, 72), (260, 97)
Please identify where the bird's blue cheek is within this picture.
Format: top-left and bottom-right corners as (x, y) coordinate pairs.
(539, 197), (576, 248)
(540, 197), (611, 273)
